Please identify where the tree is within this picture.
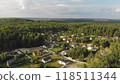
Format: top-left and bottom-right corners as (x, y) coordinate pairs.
(101, 40), (110, 48)
(14, 55), (18, 61)
(25, 50), (28, 54)
(68, 46), (89, 60)
(92, 39), (100, 46)
(62, 43), (69, 49)
(1, 53), (7, 61)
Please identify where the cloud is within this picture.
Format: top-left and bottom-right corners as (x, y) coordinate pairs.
(16, 0), (33, 9)
(69, 0), (90, 2)
(56, 4), (67, 7)
(0, 0), (120, 19)
(115, 8), (120, 12)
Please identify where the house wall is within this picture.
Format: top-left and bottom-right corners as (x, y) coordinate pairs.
(58, 60), (66, 65)
(6, 61), (9, 67)
(32, 52), (36, 56)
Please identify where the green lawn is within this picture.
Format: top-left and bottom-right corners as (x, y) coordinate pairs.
(46, 54), (62, 68)
(14, 54), (63, 68)
(51, 47), (63, 53)
(14, 63), (39, 68)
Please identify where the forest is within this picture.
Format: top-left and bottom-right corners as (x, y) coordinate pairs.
(0, 18), (120, 53)
(0, 18), (120, 68)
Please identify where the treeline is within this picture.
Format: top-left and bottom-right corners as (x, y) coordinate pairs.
(0, 18), (120, 52)
(0, 18), (68, 52)
(67, 22), (120, 37)
(88, 40), (120, 68)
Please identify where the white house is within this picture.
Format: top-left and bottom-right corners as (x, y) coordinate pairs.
(24, 48), (31, 54)
(87, 45), (93, 50)
(63, 38), (66, 41)
(60, 36), (64, 38)
(14, 49), (22, 54)
(42, 57), (52, 63)
(58, 59), (69, 65)
(83, 44), (87, 48)
(61, 50), (69, 56)
(70, 43), (76, 48)
(42, 45), (47, 49)
(66, 40), (69, 43)
(90, 37), (93, 40)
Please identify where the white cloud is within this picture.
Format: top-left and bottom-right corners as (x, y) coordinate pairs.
(115, 8), (120, 12)
(0, 0), (120, 19)
(69, 0), (89, 2)
(56, 4), (67, 7)
(16, 0), (33, 9)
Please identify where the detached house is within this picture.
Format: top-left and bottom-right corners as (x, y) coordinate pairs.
(87, 45), (93, 50)
(6, 58), (15, 67)
(42, 56), (52, 63)
(114, 36), (119, 39)
(61, 50), (69, 56)
(57, 38), (61, 42)
(58, 59), (71, 65)
(32, 49), (43, 56)
(70, 43), (76, 48)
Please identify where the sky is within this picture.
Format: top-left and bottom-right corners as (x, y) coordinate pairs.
(0, 0), (120, 19)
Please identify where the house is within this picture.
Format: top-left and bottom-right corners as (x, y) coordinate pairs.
(81, 33), (84, 35)
(14, 49), (23, 54)
(66, 40), (70, 43)
(90, 37), (93, 40)
(6, 58), (15, 67)
(70, 43), (76, 48)
(87, 45), (93, 50)
(68, 38), (72, 42)
(41, 33), (45, 35)
(52, 34), (54, 37)
(52, 41), (56, 44)
(57, 38), (61, 42)
(71, 34), (74, 37)
(104, 36), (109, 39)
(60, 36), (64, 38)
(72, 38), (76, 42)
(23, 48), (31, 54)
(61, 50), (69, 56)
(114, 36), (119, 39)
(83, 44), (87, 48)
(32, 49), (43, 56)
(42, 45), (47, 49)
(63, 37), (66, 41)
(42, 56), (52, 63)
(54, 34), (57, 36)
(58, 59), (70, 65)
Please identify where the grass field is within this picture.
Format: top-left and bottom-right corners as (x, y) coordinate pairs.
(14, 53), (63, 68)
(51, 47), (63, 53)
(46, 54), (62, 68)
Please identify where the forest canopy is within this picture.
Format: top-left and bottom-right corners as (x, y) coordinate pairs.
(0, 18), (120, 52)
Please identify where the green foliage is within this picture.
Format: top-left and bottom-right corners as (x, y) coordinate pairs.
(0, 18), (68, 52)
(89, 42), (120, 68)
(101, 40), (110, 48)
(14, 55), (18, 60)
(68, 46), (89, 60)
(92, 39), (100, 46)
(0, 53), (7, 61)
(62, 43), (69, 49)
(38, 63), (48, 68)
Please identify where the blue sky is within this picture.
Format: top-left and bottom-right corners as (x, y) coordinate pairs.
(0, 0), (120, 19)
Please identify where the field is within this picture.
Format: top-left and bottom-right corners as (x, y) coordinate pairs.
(14, 54), (62, 68)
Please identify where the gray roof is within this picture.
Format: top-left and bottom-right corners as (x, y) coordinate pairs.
(70, 43), (76, 47)
(33, 51), (37, 55)
(61, 59), (70, 63)
(63, 50), (69, 53)
(7, 59), (15, 64)
(43, 57), (51, 61)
